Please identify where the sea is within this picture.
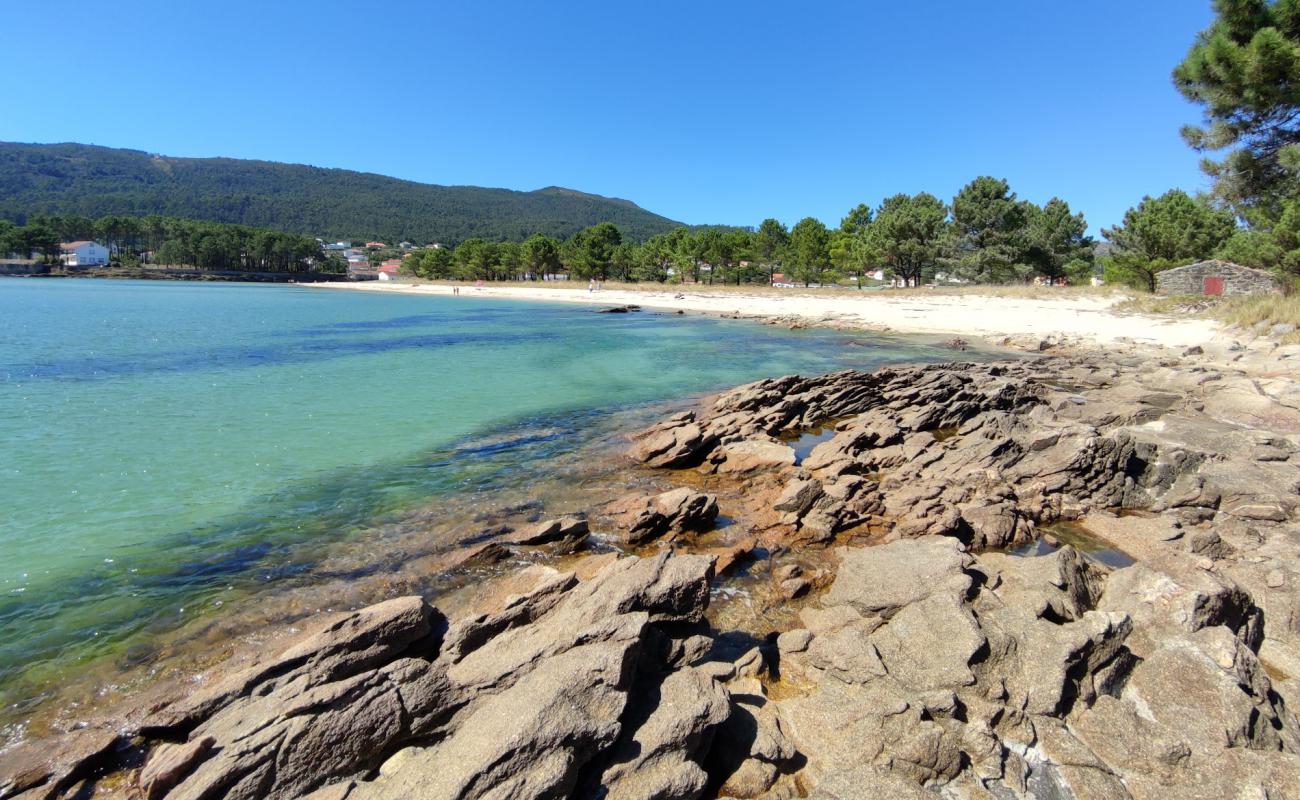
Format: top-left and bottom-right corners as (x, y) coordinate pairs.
(0, 278), (966, 737)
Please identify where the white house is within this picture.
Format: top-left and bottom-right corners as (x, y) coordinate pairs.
(59, 241), (110, 267)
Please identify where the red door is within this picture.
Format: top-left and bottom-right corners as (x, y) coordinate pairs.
(1203, 276), (1224, 296)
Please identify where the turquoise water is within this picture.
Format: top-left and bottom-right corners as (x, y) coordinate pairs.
(0, 278), (960, 712)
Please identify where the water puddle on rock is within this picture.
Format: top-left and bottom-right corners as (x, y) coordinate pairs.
(1011, 521), (1136, 569)
(783, 426), (839, 466)
(930, 426), (960, 442)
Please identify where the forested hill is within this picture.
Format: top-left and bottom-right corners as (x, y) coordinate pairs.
(0, 142), (682, 245)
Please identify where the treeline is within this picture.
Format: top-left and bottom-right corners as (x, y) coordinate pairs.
(1094, 1), (1300, 291)
(0, 214), (329, 272)
(405, 181), (1300, 292)
(405, 177), (1096, 287)
(0, 143), (681, 245)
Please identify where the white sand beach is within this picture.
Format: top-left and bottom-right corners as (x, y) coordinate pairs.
(306, 281), (1222, 348)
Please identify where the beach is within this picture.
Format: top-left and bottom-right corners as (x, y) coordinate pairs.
(305, 281), (1223, 348)
(7, 280), (1300, 800)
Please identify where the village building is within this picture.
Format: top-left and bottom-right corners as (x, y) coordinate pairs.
(346, 262), (378, 280)
(59, 241), (110, 267)
(1156, 260), (1281, 296)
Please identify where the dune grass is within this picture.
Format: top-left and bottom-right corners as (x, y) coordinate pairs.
(1214, 293), (1300, 340)
(1114, 291), (1300, 343)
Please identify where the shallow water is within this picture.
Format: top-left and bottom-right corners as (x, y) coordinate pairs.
(785, 426), (839, 465)
(1013, 521), (1136, 569)
(0, 278), (969, 727)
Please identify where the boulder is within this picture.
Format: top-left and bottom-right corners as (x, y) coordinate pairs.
(711, 438), (797, 474)
(604, 488), (720, 545)
(143, 596), (439, 735)
(131, 553), (718, 800)
(628, 414), (716, 468)
(824, 536), (972, 616)
(350, 636), (639, 800)
(595, 666), (731, 800)
(504, 515), (589, 549)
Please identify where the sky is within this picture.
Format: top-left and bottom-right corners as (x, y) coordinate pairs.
(2, 0), (1217, 234)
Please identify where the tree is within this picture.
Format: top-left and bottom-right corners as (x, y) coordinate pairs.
(1215, 229), (1287, 269)
(634, 230), (682, 282)
(20, 222), (59, 261)
(754, 218), (789, 284)
(1101, 189), (1237, 291)
(566, 222), (622, 280)
(409, 247), (454, 279)
(673, 229), (709, 283)
(496, 241), (523, 280)
(608, 242), (637, 282)
(0, 219), (19, 256)
(1175, 0), (1300, 216)
(453, 238), (498, 280)
(830, 227), (878, 289)
(867, 193), (949, 287)
(841, 203), (874, 236)
(712, 229), (754, 285)
(787, 217), (831, 286)
(692, 228), (723, 284)
(1023, 198), (1094, 284)
(949, 176), (1032, 283)
(1212, 194), (1300, 274)
(520, 234), (562, 279)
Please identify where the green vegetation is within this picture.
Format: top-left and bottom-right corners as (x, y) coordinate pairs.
(396, 178), (1097, 288)
(1104, 0), (1300, 289)
(1101, 190), (1237, 291)
(1175, 0), (1300, 217)
(1, 214), (328, 272)
(0, 142), (681, 246)
(1214, 292), (1300, 338)
(949, 177), (1032, 283)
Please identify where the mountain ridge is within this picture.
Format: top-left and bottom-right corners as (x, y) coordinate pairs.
(0, 142), (682, 245)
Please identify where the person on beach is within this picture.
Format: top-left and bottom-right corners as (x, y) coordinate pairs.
(588, 278), (595, 293)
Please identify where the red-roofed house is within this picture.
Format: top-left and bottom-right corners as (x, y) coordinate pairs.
(365, 241), (387, 250)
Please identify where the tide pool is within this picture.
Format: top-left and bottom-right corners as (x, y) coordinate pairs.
(0, 278), (961, 713)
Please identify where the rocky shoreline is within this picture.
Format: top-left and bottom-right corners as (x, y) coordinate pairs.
(4, 330), (1300, 799)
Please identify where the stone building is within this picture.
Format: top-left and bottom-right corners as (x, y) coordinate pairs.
(1156, 260), (1280, 296)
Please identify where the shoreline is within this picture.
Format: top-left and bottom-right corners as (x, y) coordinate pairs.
(6, 328), (1299, 798)
(0, 314), (979, 752)
(302, 280), (1224, 348)
(5, 286), (1300, 798)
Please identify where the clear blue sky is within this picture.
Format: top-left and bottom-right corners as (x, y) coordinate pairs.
(2, 0), (1215, 234)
